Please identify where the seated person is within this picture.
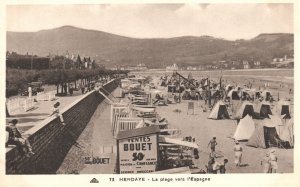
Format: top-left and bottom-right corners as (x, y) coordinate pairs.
(6, 119), (34, 157)
(50, 102), (66, 125)
(206, 157), (215, 173)
(219, 159), (229, 174)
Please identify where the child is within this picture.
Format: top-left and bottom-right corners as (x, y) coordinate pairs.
(50, 102), (66, 125)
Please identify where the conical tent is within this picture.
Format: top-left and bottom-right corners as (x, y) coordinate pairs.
(277, 100), (291, 119)
(235, 101), (255, 119)
(225, 84), (233, 92)
(233, 115), (255, 141)
(208, 101), (230, 119)
(261, 90), (271, 101)
(227, 90), (240, 100)
(258, 101), (272, 118)
(278, 117), (294, 147)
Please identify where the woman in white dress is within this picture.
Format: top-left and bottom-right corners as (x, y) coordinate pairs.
(234, 141), (243, 167)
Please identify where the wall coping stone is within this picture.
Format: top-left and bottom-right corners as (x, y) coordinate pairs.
(6, 79), (116, 154)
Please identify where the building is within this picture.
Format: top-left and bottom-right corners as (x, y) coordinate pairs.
(186, 66), (197, 71)
(271, 55), (294, 68)
(253, 61), (261, 68)
(242, 61), (250, 69)
(166, 64), (179, 71)
(198, 65), (205, 70)
(136, 63), (148, 71)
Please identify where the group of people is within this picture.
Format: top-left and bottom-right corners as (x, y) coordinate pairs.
(205, 136), (279, 173)
(6, 102), (66, 157)
(206, 137), (229, 174)
(80, 82), (96, 94)
(261, 149), (278, 173)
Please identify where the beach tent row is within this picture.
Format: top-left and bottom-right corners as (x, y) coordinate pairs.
(233, 115), (293, 149)
(235, 100), (291, 119)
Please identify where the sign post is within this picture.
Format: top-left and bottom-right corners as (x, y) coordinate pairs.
(116, 126), (160, 174)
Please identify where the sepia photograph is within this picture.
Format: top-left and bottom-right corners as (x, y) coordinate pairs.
(2, 1), (297, 183)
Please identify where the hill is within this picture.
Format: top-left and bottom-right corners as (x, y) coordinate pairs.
(6, 26), (293, 68)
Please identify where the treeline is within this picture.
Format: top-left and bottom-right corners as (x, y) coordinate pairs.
(6, 68), (129, 98)
(6, 52), (50, 69)
(6, 51), (100, 70)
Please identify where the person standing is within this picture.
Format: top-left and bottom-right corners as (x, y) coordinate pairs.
(69, 84), (74, 95)
(269, 149), (278, 173)
(208, 137), (218, 155)
(261, 152), (271, 173)
(233, 141), (243, 167)
(28, 86), (32, 98)
(80, 83), (85, 94)
(6, 119), (35, 157)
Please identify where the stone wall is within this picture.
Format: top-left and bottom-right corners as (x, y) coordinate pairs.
(6, 79), (119, 174)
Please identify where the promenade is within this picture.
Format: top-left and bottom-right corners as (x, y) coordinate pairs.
(6, 89), (91, 132)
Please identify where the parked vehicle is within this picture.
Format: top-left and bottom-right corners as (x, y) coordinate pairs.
(20, 82), (44, 96)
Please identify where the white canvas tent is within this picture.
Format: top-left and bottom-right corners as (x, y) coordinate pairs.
(276, 100), (291, 119)
(261, 90), (271, 100)
(235, 101), (255, 119)
(247, 119), (279, 148)
(208, 100), (230, 119)
(258, 101), (272, 118)
(227, 90), (240, 100)
(233, 115), (255, 141)
(225, 84), (233, 92)
(278, 118), (294, 147)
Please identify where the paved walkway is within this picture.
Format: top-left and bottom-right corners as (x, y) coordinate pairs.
(6, 89), (92, 132)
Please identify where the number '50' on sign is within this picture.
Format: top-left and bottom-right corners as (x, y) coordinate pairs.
(132, 152), (145, 161)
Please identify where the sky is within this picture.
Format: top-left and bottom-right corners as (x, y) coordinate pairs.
(6, 3), (293, 40)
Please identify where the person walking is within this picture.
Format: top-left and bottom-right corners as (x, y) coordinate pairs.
(6, 119), (35, 157)
(233, 141), (243, 167)
(208, 137), (218, 155)
(261, 152), (271, 173)
(269, 149), (278, 173)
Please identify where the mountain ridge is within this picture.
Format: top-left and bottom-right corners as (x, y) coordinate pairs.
(7, 26), (294, 68)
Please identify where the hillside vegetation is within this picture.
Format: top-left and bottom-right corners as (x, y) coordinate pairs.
(7, 26), (293, 68)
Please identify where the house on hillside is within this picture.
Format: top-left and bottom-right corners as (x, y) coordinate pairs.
(166, 63), (179, 72)
(198, 65), (205, 70)
(136, 63), (148, 70)
(271, 55), (294, 68)
(76, 55), (83, 69)
(82, 56), (94, 69)
(206, 65), (212, 69)
(243, 61), (250, 69)
(186, 66), (197, 71)
(253, 61), (261, 68)
(230, 61), (241, 69)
